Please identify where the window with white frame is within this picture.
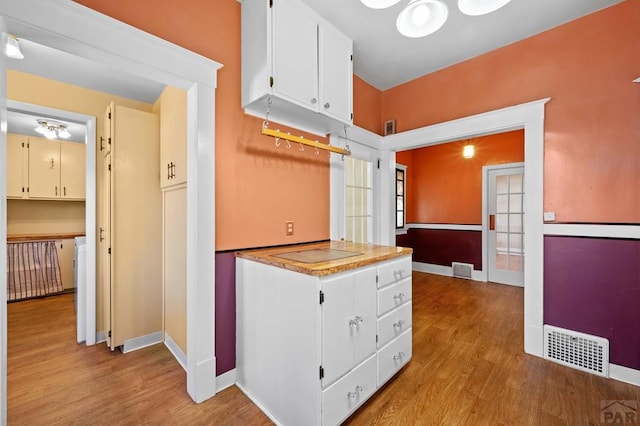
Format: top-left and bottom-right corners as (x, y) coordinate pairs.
(345, 156), (373, 244)
(396, 164), (407, 230)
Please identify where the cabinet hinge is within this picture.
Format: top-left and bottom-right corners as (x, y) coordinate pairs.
(377, 158), (381, 169)
(351, 113), (353, 120)
(376, 275), (379, 284)
(350, 54), (353, 61)
(108, 137), (112, 145)
(21, 142), (24, 147)
(108, 112), (111, 119)
(376, 334), (379, 343)
(269, 0), (273, 7)
(108, 164), (111, 171)
(319, 290), (324, 304)
(319, 366), (324, 380)
(269, 76), (274, 87)
(108, 247), (111, 255)
(27, 187), (29, 193)
(108, 330), (112, 338)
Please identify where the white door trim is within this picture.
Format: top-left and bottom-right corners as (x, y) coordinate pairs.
(381, 98), (549, 358)
(0, 0), (223, 412)
(482, 162), (525, 284)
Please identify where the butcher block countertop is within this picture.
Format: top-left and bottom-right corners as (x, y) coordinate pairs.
(236, 240), (412, 277)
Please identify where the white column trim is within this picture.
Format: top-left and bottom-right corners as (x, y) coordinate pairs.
(0, 0), (222, 409)
(0, 30), (8, 426)
(544, 224), (640, 239)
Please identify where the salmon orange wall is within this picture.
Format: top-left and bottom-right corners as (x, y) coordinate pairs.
(73, 0), (379, 250)
(382, 1), (640, 224)
(400, 131), (524, 224)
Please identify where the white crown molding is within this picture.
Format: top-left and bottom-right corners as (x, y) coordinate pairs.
(544, 224), (640, 239)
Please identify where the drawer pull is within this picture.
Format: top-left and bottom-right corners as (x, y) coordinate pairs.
(393, 269), (407, 279)
(393, 293), (405, 300)
(393, 352), (405, 361)
(349, 316), (364, 327)
(393, 320), (405, 329)
(347, 385), (363, 399)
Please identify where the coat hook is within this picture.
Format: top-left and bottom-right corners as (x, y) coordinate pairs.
(286, 140), (291, 149)
(275, 137), (281, 147)
(315, 147), (319, 155)
(299, 143), (304, 151)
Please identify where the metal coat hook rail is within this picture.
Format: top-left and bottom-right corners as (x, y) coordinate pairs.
(262, 123), (351, 156)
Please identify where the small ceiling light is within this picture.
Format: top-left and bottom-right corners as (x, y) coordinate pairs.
(360, 0), (402, 9)
(397, 0), (448, 38)
(5, 34), (24, 60)
(34, 119), (72, 140)
(458, 0), (512, 16)
(463, 144), (475, 159)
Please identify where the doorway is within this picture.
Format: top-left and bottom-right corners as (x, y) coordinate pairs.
(486, 163), (524, 286)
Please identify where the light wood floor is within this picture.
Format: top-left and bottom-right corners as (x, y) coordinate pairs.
(8, 273), (640, 425)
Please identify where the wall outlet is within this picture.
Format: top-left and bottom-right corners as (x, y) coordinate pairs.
(286, 221), (294, 236)
(543, 211), (556, 222)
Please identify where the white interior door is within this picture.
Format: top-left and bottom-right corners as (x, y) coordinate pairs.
(488, 165), (524, 286)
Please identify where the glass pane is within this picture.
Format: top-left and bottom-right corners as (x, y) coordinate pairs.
(509, 234), (523, 253)
(396, 196), (404, 211)
(396, 212), (404, 228)
(509, 214), (522, 233)
(346, 218), (354, 242)
(354, 190), (362, 216)
(363, 161), (371, 187)
(354, 217), (362, 243)
(496, 253), (508, 270)
(496, 214), (508, 232)
(363, 189), (369, 212)
(396, 170), (404, 181)
(396, 180), (404, 196)
(509, 254), (523, 272)
(345, 188), (354, 216)
(509, 173), (523, 193)
(496, 195), (508, 213)
(345, 157), (354, 186)
(496, 233), (508, 250)
(363, 217), (371, 243)
(496, 175), (509, 193)
(354, 159), (363, 187)
(509, 194), (522, 213)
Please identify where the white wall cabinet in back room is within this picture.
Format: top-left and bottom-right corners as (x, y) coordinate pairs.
(6, 133), (27, 199)
(241, 0), (353, 136)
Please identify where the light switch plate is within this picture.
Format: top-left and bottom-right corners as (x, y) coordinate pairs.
(543, 211), (556, 221)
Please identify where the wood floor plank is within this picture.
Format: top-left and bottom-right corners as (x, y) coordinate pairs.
(7, 272), (640, 425)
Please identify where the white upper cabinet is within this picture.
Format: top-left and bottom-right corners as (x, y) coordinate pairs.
(242, 0), (353, 136)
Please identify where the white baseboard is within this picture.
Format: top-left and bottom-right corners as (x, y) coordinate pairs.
(164, 332), (186, 371)
(610, 363), (640, 387)
(122, 331), (163, 353)
(236, 382), (283, 426)
(412, 261), (484, 282)
(96, 330), (105, 344)
(216, 368), (237, 392)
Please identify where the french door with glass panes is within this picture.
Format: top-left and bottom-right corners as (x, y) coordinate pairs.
(344, 156), (373, 244)
(487, 165), (524, 286)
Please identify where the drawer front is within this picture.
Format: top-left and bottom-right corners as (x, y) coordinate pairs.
(377, 302), (412, 348)
(322, 354), (377, 426)
(378, 328), (412, 387)
(377, 278), (412, 316)
(377, 256), (411, 288)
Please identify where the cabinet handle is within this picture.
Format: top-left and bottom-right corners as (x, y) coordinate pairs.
(310, 98), (317, 105)
(167, 163), (171, 180)
(171, 162), (176, 179)
(349, 316), (364, 327)
(393, 293), (405, 300)
(393, 320), (405, 329)
(324, 102), (330, 109)
(50, 158), (55, 169)
(347, 385), (363, 399)
(55, 186), (58, 196)
(394, 269), (407, 279)
(393, 352), (405, 361)
(63, 186), (66, 196)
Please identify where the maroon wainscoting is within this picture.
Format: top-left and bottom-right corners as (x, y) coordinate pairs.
(215, 251), (237, 376)
(398, 228), (482, 270)
(544, 236), (640, 370)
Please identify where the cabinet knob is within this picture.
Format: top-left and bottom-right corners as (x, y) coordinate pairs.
(324, 102), (330, 109)
(393, 352), (405, 361)
(349, 316), (364, 327)
(393, 293), (405, 300)
(311, 98), (317, 105)
(393, 320), (405, 329)
(347, 385), (363, 399)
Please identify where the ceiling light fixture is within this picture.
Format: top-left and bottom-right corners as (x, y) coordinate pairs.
(34, 119), (72, 140)
(397, 0), (448, 38)
(360, 0), (402, 9)
(5, 34), (24, 60)
(458, 0), (512, 16)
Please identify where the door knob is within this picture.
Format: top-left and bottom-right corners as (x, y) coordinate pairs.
(310, 98), (317, 104)
(324, 102), (330, 109)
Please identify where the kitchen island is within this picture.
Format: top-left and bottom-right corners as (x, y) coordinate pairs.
(236, 241), (413, 425)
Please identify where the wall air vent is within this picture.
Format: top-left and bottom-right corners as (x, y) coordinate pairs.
(452, 262), (473, 279)
(543, 324), (609, 377)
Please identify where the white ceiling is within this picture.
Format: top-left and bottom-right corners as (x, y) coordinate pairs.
(304, 0), (624, 90)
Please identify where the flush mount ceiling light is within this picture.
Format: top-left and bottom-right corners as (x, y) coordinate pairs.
(360, 0), (402, 9)
(458, 0), (512, 16)
(5, 34), (24, 60)
(397, 0), (448, 38)
(35, 119), (72, 140)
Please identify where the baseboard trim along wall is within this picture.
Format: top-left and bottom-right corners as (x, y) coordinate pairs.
(164, 332), (186, 371)
(216, 368), (237, 392)
(412, 261), (484, 282)
(122, 331), (163, 354)
(609, 364), (640, 387)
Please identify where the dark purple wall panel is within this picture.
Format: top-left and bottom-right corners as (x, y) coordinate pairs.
(395, 233), (411, 248)
(215, 251), (237, 375)
(544, 236), (640, 370)
(400, 228), (482, 270)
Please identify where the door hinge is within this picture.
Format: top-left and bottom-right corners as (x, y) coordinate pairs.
(350, 54), (353, 61)
(108, 330), (112, 338)
(108, 164), (111, 171)
(108, 112), (111, 119)
(376, 275), (379, 284)
(319, 290), (324, 304)
(351, 113), (353, 120)
(22, 187), (24, 193)
(319, 366), (324, 380)
(377, 158), (381, 169)
(108, 247), (111, 255)
(269, 76), (274, 87)
(108, 137), (112, 145)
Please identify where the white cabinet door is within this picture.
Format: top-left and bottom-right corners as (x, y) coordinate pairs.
(28, 136), (60, 199)
(272, 0), (318, 111)
(60, 141), (86, 199)
(7, 134), (25, 198)
(321, 266), (377, 386)
(319, 25), (353, 125)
